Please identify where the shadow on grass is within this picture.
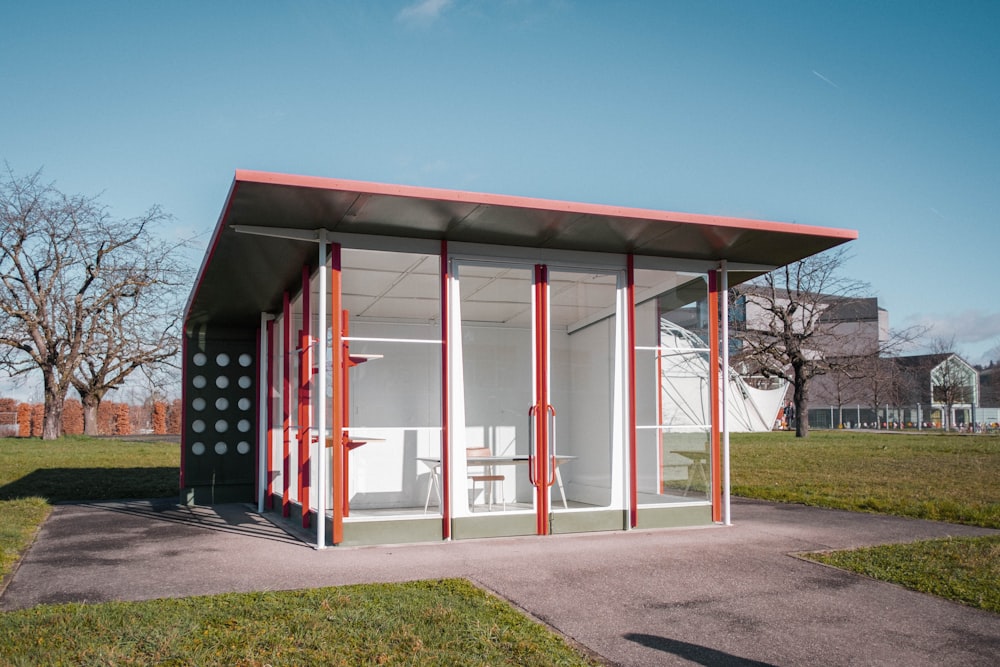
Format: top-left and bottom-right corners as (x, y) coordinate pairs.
(0, 467), (178, 503)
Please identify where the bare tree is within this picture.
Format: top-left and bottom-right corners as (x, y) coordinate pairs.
(71, 300), (181, 435)
(0, 164), (182, 439)
(72, 267), (183, 435)
(731, 247), (874, 437)
(856, 352), (902, 428)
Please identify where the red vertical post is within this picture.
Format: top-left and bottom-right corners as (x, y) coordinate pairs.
(340, 311), (351, 517)
(708, 270), (722, 522)
(329, 243), (344, 545)
(627, 255), (638, 527)
(439, 241), (450, 538)
(282, 291), (291, 518)
(533, 264), (550, 535)
(298, 266), (312, 529)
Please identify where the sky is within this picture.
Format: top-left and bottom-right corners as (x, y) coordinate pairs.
(2, 0), (999, 399)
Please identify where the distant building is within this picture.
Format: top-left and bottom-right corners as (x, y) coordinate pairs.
(810, 352), (980, 429)
(733, 289), (889, 361)
(977, 362), (1000, 407)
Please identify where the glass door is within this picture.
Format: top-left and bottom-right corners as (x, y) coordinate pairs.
(454, 260), (622, 538)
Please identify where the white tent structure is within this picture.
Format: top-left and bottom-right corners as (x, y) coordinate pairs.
(658, 319), (785, 433)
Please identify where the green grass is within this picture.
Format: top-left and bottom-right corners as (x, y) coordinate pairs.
(732, 430), (1000, 612)
(731, 430), (1000, 528)
(2, 431), (998, 662)
(0, 436), (180, 585)
(803, 535), (1000, 614)
(0, 579), (599, 666)
(0, 436), (599, 665)
(0, 435), (179, 503)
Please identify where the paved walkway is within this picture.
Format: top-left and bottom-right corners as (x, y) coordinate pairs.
(2, 499), (998, 666)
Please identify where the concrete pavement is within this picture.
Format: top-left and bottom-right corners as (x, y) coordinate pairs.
(2, 498), (998, 666)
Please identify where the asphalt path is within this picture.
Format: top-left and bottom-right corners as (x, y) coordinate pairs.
(2, 498), (998, 666)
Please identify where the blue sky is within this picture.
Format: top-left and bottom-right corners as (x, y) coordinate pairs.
(2, 0), (999, 399)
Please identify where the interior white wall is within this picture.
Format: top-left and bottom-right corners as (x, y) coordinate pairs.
(341, 320), (443, 509)
(555, 319), (615, 506)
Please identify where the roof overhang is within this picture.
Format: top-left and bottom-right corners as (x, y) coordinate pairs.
(185, 170), (858, 328)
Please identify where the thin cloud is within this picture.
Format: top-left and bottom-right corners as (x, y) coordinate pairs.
(812, 69), (840, 89)
(398, 0), (454, 24)
(905, 309), (1000, 346)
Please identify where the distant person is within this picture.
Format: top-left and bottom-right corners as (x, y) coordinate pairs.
(783, 400), (795, 430)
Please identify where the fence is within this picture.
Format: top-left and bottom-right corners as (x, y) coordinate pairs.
(807, 404), (999, 430)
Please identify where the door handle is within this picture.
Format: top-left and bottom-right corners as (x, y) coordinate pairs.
(547, 405), (557, 486)
(528, 405), (538, 485)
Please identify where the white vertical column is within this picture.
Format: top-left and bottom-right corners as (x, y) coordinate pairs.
(720, 261), (731, 526)
(316, 230), (328, 549)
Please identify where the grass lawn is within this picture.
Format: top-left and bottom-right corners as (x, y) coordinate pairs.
(804, 535), (1000, 614)
(732, 430), (1000, 613)
(0, 579), (599, 666)
(0, 436), (599, 665)
(1, 431), (997, 664)
(731, 430), (1000, 528)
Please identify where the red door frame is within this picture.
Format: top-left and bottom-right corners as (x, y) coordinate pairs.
(531, 264), (553, 535)
(439, 242), (451, 539)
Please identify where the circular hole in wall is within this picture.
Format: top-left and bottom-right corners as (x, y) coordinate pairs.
(238, 398), (251, 411)
(192, 397), (206, 411)
(216, 353), (230, 367)
(237, 419), (251, 433)
(191, 442), (205, 456)
(237, 441), (250, 455)
(216, 376), (229, 389)
(192, 419), (205, 433)
(238, 375), (251, 389)
(215, 397), (229, 411)
(215, 419), (228, 433)
(192, 352), (207, 367)
(192, 375), (206, 389)
(238, 353), (253, 367)
(214, 442), (228, 455)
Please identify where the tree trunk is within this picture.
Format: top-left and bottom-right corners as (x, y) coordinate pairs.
(41, 378), (64, 441)
(793, 365), (810, 438)
(81, 392), (102, 436)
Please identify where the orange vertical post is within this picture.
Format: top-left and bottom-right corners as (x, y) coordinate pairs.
(533, 264), (551, 535)
(329, 243), (344, 545)
(707, 270), (722, 522)
(340, 311), (351, 517)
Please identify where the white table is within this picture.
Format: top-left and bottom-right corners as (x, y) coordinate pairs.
(418, 454), (575, 512)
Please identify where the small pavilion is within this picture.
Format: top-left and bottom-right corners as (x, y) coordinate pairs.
(183, 170), (856, 547)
